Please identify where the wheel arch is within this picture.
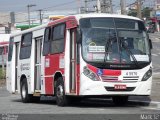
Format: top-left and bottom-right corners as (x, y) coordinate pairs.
(53, 71), (64, 88)
(20, 74), (27, 85)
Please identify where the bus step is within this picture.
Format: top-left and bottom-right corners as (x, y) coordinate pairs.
(33, 90), (41, 96)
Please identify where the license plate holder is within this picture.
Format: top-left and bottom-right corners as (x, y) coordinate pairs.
(114, 84), (126, 90)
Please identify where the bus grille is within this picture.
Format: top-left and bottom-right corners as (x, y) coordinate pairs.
(100, 76), (139, 82)
(101, 76), (118, 82)
(123, 76), (139, 81)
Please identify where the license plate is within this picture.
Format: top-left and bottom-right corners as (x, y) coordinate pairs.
(114, 84), (126, 90)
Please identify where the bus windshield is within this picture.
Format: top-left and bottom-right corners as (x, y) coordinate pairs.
(80, 18), (151, 69)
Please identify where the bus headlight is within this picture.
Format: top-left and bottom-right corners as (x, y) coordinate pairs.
(142, 68), (152, 81)
(83, 66), (99, 81)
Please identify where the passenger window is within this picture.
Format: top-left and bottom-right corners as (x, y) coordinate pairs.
(8, 37), (14, 61)
(43, 27), (51, 55)
(20, 33), (32, 59)
(50, 24), (65, 54)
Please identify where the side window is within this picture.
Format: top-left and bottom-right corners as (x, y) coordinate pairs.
(0, 47), (4, 55)
(20, 32), (32, 59)
(0, 46), (8, 54)
(8, 37), (14, 61)
(50, 24), (65, 54)
(43, 27), (51, 55)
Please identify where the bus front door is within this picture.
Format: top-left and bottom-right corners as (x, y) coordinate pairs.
(15, 42), (20, 91)
(69, 29), (77, 94)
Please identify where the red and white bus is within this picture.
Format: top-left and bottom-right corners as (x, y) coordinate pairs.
(6, 13), (153, 106)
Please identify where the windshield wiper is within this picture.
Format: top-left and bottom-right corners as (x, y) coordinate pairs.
(104, 31), (116, 63)
(121, 41), (140, 68)
(104, 38), (111, 62)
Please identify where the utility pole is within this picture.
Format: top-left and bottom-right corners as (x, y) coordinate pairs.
(97, 0), (101, 13)
(38, 9), (43, 24)
(101, 0), (112, 13)
(110, 0), (113, 13)
(83, 0), (97, 13)
(137, 0), (142, 19)
(120, 0), (126, 15)
(27, 4), (36, 28)
(84, 0), (88, 13)
(10, 12), (15, 24)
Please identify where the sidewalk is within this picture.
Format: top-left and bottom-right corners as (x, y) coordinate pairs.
(0, 79), (5, 87)
(151, 74), (160, 101)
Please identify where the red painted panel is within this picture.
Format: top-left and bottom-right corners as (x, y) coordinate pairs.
(0, 41), (9, 45)
(87, 64), (97, 73)
(76, 64), (80, 95)
(44, 54), (64, 95)
(48, 16), (78, 29)
(66, 20), (77, 29)
(45, 77), (53, 95)
(103, 69), (121, 76)
(87, 64), (121, 76)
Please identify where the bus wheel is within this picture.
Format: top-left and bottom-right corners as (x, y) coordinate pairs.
(20, 78), (31, 103)
(55, 77), (68, 106)
(112, 96), (128, 106)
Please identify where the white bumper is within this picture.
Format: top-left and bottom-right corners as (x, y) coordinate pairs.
(80, 74), (152, 96)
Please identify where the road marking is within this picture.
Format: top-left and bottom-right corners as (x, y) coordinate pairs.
(98, 109), (105, 111)
(155, 38), (160, 40)
(129, 100), (160, 106)
(152, 54), (158, 56)
(142, 107), (160, 110)
(153, 72), (160, 75)
(130, 100), (160, 110)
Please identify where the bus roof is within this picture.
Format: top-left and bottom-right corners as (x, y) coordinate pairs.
(10, 23), (48, 37)
(10, 13), (142, 38)
(73, 13), (142, 22)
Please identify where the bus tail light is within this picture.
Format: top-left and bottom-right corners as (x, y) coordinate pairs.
(142, 68), (152, 81)
(83, 66), (99, 81)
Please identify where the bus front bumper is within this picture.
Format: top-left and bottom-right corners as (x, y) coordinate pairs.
(79, 75), (152, 96)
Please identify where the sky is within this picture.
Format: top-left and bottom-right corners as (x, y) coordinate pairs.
(0, 0), (80, 12)
(0, 0), (137, 13)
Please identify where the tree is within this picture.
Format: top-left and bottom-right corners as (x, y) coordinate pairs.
(142, 7), (152, 19)
(128, 9), (137, 17)
(128, 7), (152, 19)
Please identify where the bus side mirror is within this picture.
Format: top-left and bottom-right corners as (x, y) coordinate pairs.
(76, 28), (82, 43)
(149, 39), (153, 49)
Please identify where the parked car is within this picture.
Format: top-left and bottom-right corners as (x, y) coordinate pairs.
(146, 24), (155, 33)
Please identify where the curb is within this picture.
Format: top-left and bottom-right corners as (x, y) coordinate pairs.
(153, 73), (160, 79)
(129, 99), (160, 108)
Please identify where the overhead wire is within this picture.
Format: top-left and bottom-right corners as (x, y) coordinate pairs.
(0, 0), (77, 24)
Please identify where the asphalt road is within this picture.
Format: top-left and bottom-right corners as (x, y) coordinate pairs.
(150, 32), (160, 74)
(148, 32), (160, 102)
(0, 86), (159, 114)
(0, 85), (160, 120)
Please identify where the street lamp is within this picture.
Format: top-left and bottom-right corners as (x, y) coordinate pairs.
(27, 4), (36, 28)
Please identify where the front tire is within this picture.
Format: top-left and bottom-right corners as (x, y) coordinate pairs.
(55, 77), (69, 106)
